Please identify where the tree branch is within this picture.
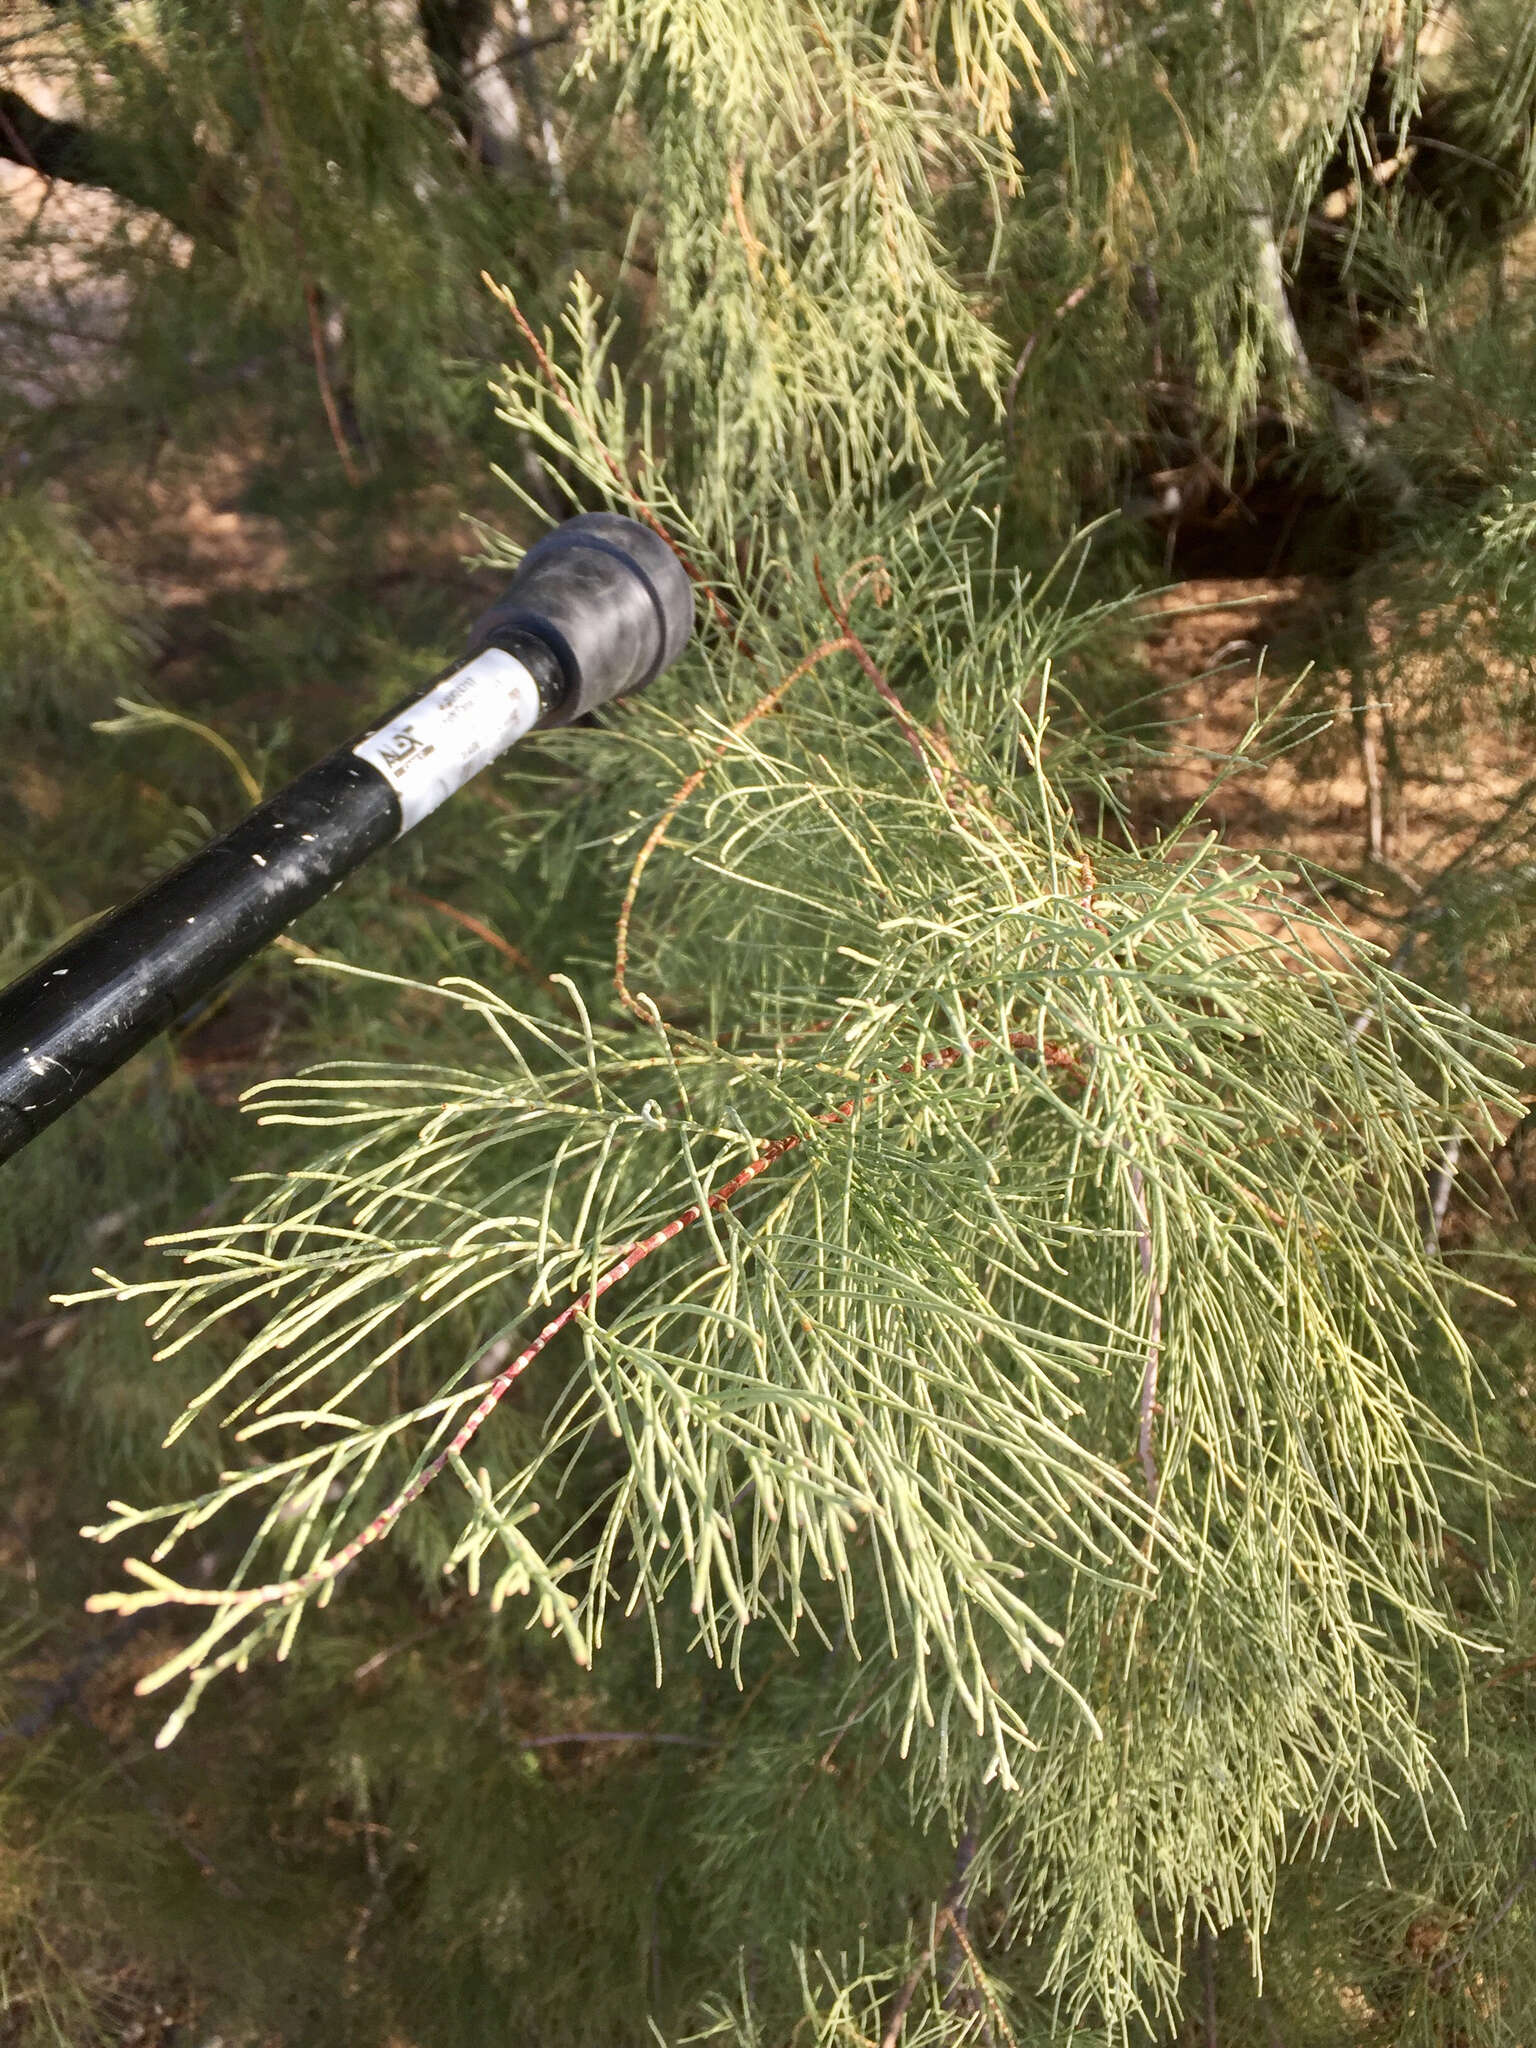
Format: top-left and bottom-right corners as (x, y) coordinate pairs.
(0, 86), (237, 249)
(881, 1909), (952, 2048)
(418, 0), (525, 170)
(1242, 196), (1417, 514)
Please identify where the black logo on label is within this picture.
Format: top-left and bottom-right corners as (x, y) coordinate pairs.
(376, 726), (435, 770)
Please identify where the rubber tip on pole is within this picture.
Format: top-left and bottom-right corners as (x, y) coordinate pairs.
(468, 512), (695, 726)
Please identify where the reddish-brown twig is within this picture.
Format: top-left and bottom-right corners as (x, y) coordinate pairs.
(813, 555), (958, 794)
(239, 8), (361, 486)
(303, 280), (362, 488)
(613, 635), (854, 1015)
(397, 888), (536, 977)
(99, 1027), (1081, 1638)
(810, 557), (1016, 860)
(725, 159), (766, 285)
(881, 1911), (953, 2048)
(482, 275), (748, 654)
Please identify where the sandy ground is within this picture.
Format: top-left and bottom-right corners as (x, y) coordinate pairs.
(1136, 576), (1534, 948)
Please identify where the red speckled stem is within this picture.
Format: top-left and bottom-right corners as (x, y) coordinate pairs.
(142, 1031), (1080, 1613)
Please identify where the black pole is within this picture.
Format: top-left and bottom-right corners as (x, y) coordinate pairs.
(0, 514), (693, 1162)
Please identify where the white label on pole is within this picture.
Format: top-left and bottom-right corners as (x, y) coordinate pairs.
(353, 648), (543, 834)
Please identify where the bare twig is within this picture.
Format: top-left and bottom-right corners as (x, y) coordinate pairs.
(812, 555), (1010, 848)
(461, 25), (572, 82)
(507, 0), (571, 237)
(350, 1604), (470, 1681)
(887, 1818), (1013, 2047)
(303, 281), (364, 488)
(1242, 197), (1416, 511)
(240, 9), (362, 484)
(815, 558), (952, 792)
(1347, 663), (1386, 866)
(1004, 271), (1106, 431)
(1424, 1134), (1463, 1254)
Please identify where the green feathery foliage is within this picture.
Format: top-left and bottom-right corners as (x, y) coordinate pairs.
(0, 488), (151, 719)
(7, 1), (1536, 2041)
(72, 340), (1522, 2030)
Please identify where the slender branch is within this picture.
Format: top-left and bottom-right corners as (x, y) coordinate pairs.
(91, 1738), (245, 1899)
(398, 888), (537, 976)
(483, 277), (748, 651)
(814, 556), (958, 794)
(940, 1820), (998, 2043)
(1347, 660), (1387, 866)
(726, 159), (767, 284)
(1242, 196), (1416, 512)
(880, 1800), (1013, 2042)
(880, 1909), (952, 2048)
(1454, 1647), (1536, 1700)
(615, 550), (1026, 1021)
(1003, 269), (1106, 429)
(240, 9), (362, 484)
(1424, 1134), (1462, 1253)
(507, 0), (571, 235)
(0, 87), (238, 248)
(93, 1027), (1082, 1627)
(810, 555), (1023, 890)
(461, 25), (573, 81)
(613, 636), (854, 1015)
(350, 1606), (469, 1680)
(941, 1822), (976, 2001)
(1431, 1855), (1536, 1987)
(303, 280), (364, 487)
(419, 0), (524, 167)
(946, 1917), (1017, 2048)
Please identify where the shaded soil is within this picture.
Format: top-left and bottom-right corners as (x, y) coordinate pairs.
(1133, 575), (1536, 963)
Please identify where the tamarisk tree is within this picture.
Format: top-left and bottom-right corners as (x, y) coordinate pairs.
(20, 0), (1536, 2041)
